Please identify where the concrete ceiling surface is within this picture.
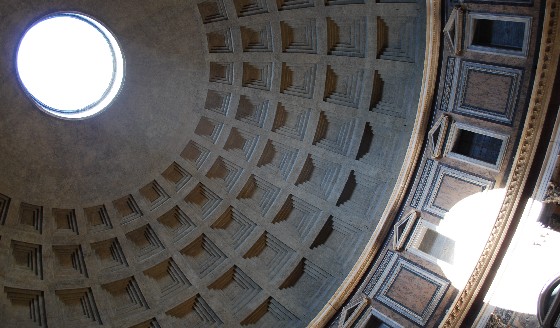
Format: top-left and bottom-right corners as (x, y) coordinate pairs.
(0, 0), (426, 326)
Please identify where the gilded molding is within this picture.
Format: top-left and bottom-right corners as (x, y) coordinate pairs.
(308, 0), (441, 325)
(441, 0), (560, 326)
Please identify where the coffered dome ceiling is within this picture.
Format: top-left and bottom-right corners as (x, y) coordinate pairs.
(10, 0), (541, 326)
(0, 1), (207, 205)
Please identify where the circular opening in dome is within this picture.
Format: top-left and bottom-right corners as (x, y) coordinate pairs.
(16, 12), (124, 120)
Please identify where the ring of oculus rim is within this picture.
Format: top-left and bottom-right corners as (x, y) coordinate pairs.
(16, 12), (124, 120)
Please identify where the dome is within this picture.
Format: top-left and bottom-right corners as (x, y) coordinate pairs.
(0, 0), (558, 327)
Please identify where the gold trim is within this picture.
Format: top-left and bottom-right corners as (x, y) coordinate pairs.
(308, 0), (441, 325)
(441, 0), (560, 326)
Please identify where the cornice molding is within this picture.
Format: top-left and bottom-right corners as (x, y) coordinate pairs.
(440, 0), (560, 326)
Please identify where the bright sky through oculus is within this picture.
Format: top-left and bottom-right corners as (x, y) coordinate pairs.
(17, 13), (123, 119)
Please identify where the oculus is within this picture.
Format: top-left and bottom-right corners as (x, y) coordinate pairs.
(16, 12), (124, 119)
